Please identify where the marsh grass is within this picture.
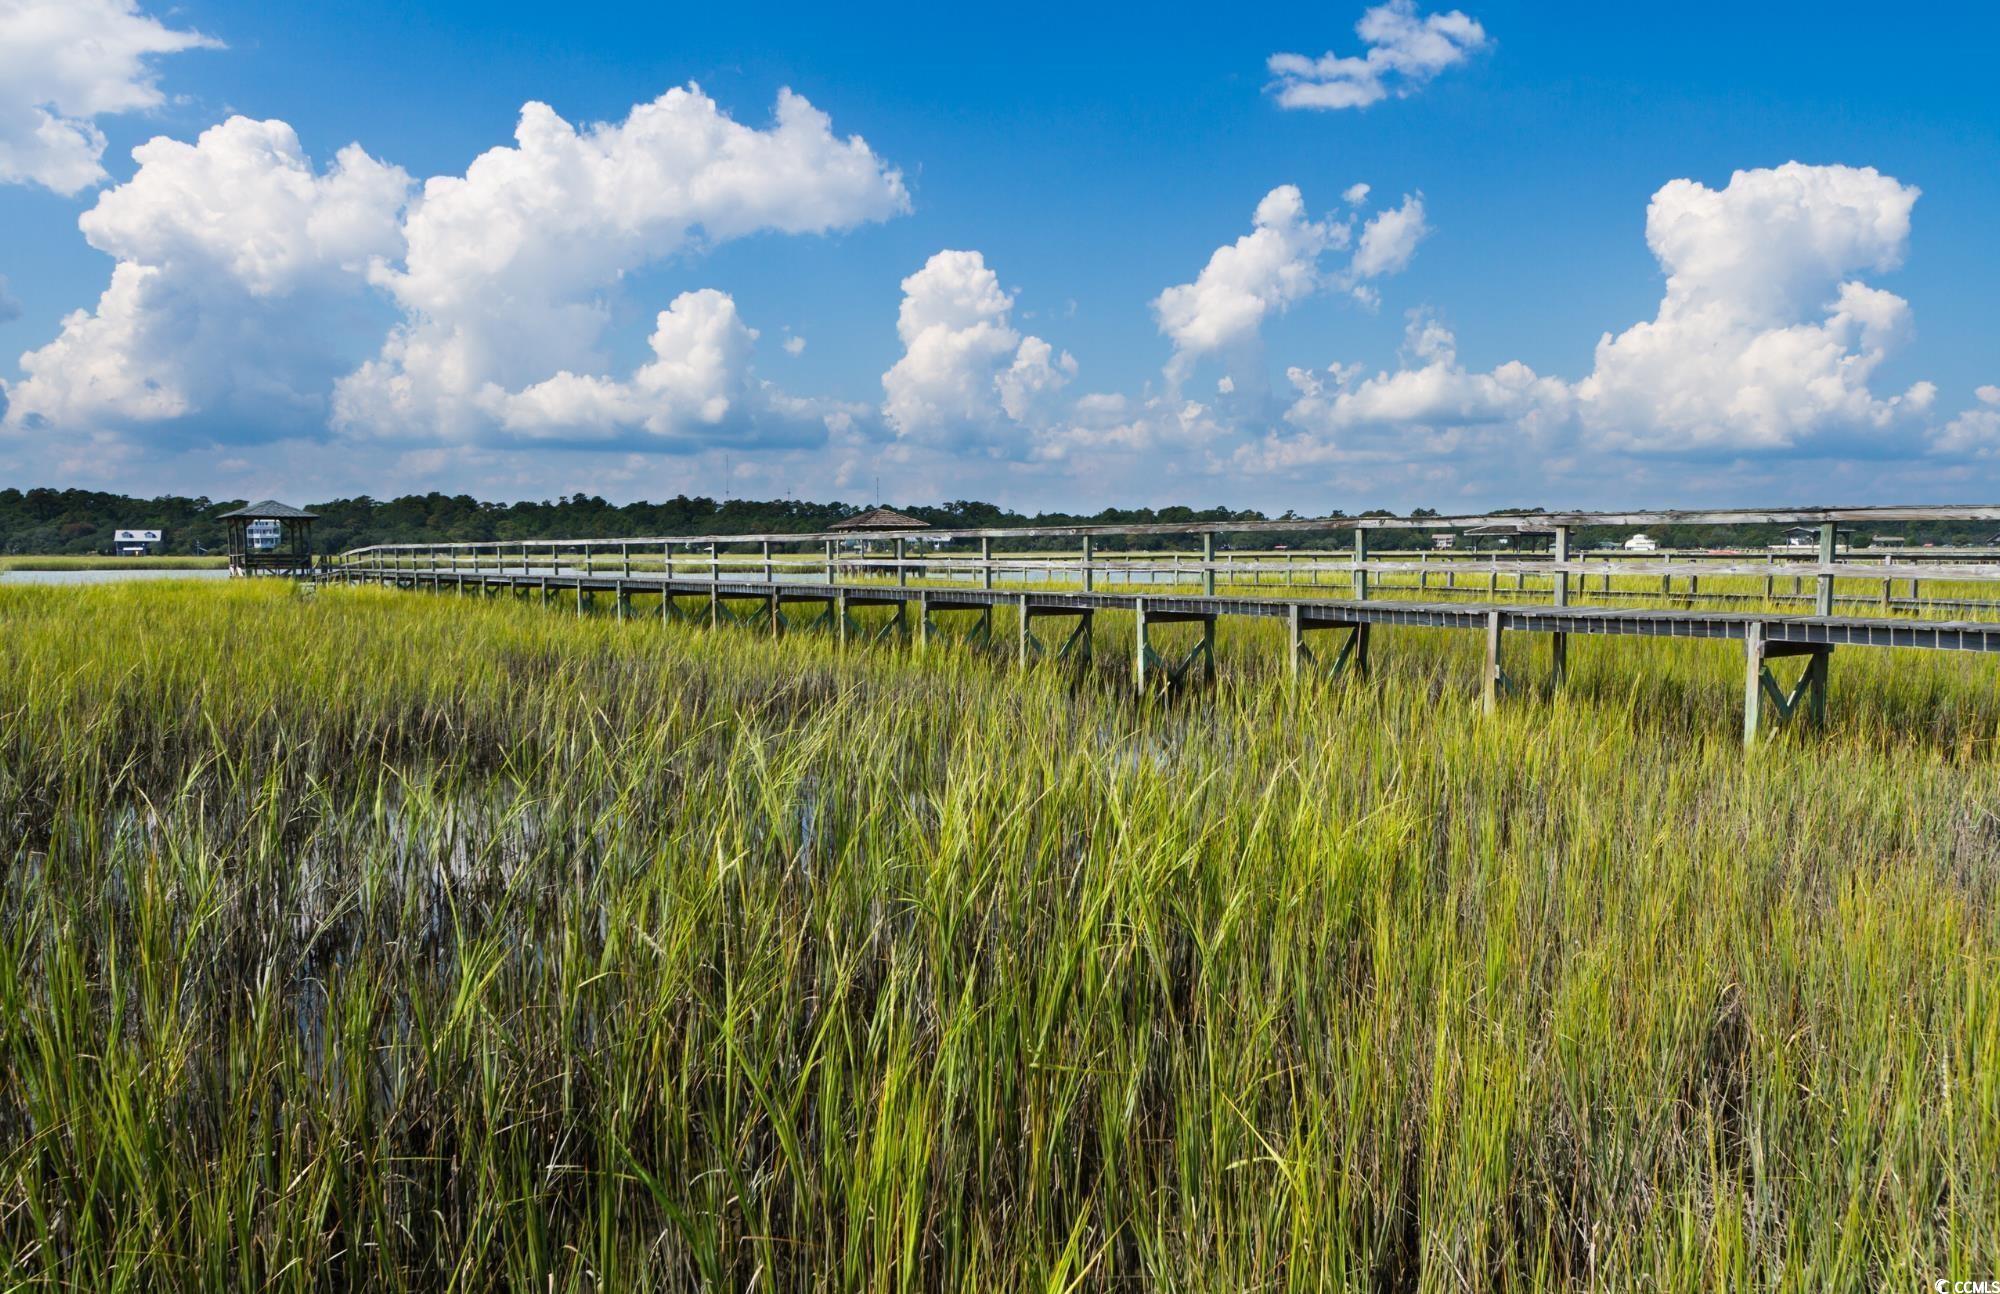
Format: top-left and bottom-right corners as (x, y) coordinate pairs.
(3, 580), (1998, 1290)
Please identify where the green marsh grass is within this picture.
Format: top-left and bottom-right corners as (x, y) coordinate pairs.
(3, 579), (1998, 1290)
(0, 554), (227, 571)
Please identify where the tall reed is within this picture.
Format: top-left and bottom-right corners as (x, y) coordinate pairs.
(2, 580), (1996, 1290)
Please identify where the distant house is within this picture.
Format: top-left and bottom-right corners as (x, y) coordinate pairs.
(114, 528), (163, 556)
(1624, 533), (1658, 552)
(246, 519), (282, 551)
(1869, 535), (1906, 547)
(1431, 533), (1456, 550)
(1779, 525), (1854, 549)
(1464, 523), (1555, 551)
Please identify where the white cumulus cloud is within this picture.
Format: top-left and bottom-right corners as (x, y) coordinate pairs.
(881, 249), (1074, 454)
(334, 85), (909, 442)
(1271, 311), (1570, 465)
(1259, 163), (1942, 472)
(0, 0), (218, 194)
(1576, 162), (1935, 451)
(4, 116), (410, 438)
(1933, 385), (2000, 458)
(477, 288), (831, 449)
(1268, 1), (1489, 112)
(1153, 184), (1425, 383)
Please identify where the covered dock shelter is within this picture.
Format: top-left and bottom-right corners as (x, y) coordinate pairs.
(221, 500), (318, 576)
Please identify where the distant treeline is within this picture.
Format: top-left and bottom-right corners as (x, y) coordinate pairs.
(2, 485), (1993, 556)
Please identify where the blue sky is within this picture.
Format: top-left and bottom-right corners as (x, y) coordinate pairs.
(2, 0), (1997, 512)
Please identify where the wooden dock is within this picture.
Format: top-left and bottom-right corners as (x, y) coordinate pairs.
(324, 504), (2000, 747)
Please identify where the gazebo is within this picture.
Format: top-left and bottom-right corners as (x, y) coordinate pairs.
(829, 507), (931, 533)
(219, 500), (318, 576)
(829, 507), (932, 581)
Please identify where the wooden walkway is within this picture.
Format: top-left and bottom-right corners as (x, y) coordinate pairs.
(324, 506), (2000, 745)
(326, 560), (2000, 745)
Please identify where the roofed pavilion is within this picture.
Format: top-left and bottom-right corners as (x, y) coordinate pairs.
(219, 499), (318, 576)
(829, 507), (931, 532)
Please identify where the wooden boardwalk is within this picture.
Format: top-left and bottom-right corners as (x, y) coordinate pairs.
(324, 505), (2000, 745)
(327, 569), (2000, 750)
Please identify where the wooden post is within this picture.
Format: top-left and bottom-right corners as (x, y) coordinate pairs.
(1017, 594), (1031, 668)
(621, 543), (631, 578)
(835, 591), (849, 647)
(1202, 533), (1216, 596)
(707, 542), (718, 589)
(916, 592), (929, 649)
(1816, 522), (1836, 616)
(1287, 604), (1303, 680)
(762, 539), (773, 583)
(982, 537), (993, 591)
(1551, 524), (1570, 689)
(664, 542), (674, 583)
(1082, 535), (1094, 592)
(824, 539), (835, 584)
(1483, 610), (1503, 714)
(896, 537), (908, 588)
(1134, 597), (1150, 691)
(1743, 621), (1765, 746)
(1352, 529), (1369, 602)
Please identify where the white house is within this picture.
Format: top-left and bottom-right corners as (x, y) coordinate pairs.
(1623, 533), (1658, 552)
(114, 528), (163, 556)
(246, 519), (282, 551)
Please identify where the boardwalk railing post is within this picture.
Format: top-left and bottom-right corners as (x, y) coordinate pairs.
(1483, 610), (1504, 714)
(1202, 533), (1216, 596)
(824, 539), (835, 585)
(1288, 605), (1303, 681)
(1082, 535), (1094, 593)
(1744, 621), (1765, 745)
(835, 591), (850, 647)
(982, 537), (994, 591)
(1551, 523), (1570, 689)
(1017, 594), (1031, 667)
(762, 540), (773, 583)
(896, 537), (908, 588)
(1817, 521), (1836, 615)
(1353, 528), (1369, 602)
(1134, 597), (1150, 691)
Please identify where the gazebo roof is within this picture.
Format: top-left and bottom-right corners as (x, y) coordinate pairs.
(218, 499), (318, 521)
(829, 506), (930, 531)
(1464, 522), (1555, 537)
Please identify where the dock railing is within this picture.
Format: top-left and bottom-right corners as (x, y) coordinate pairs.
(327, 505), (2000, 618)
(324, 505), (2000, 745)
